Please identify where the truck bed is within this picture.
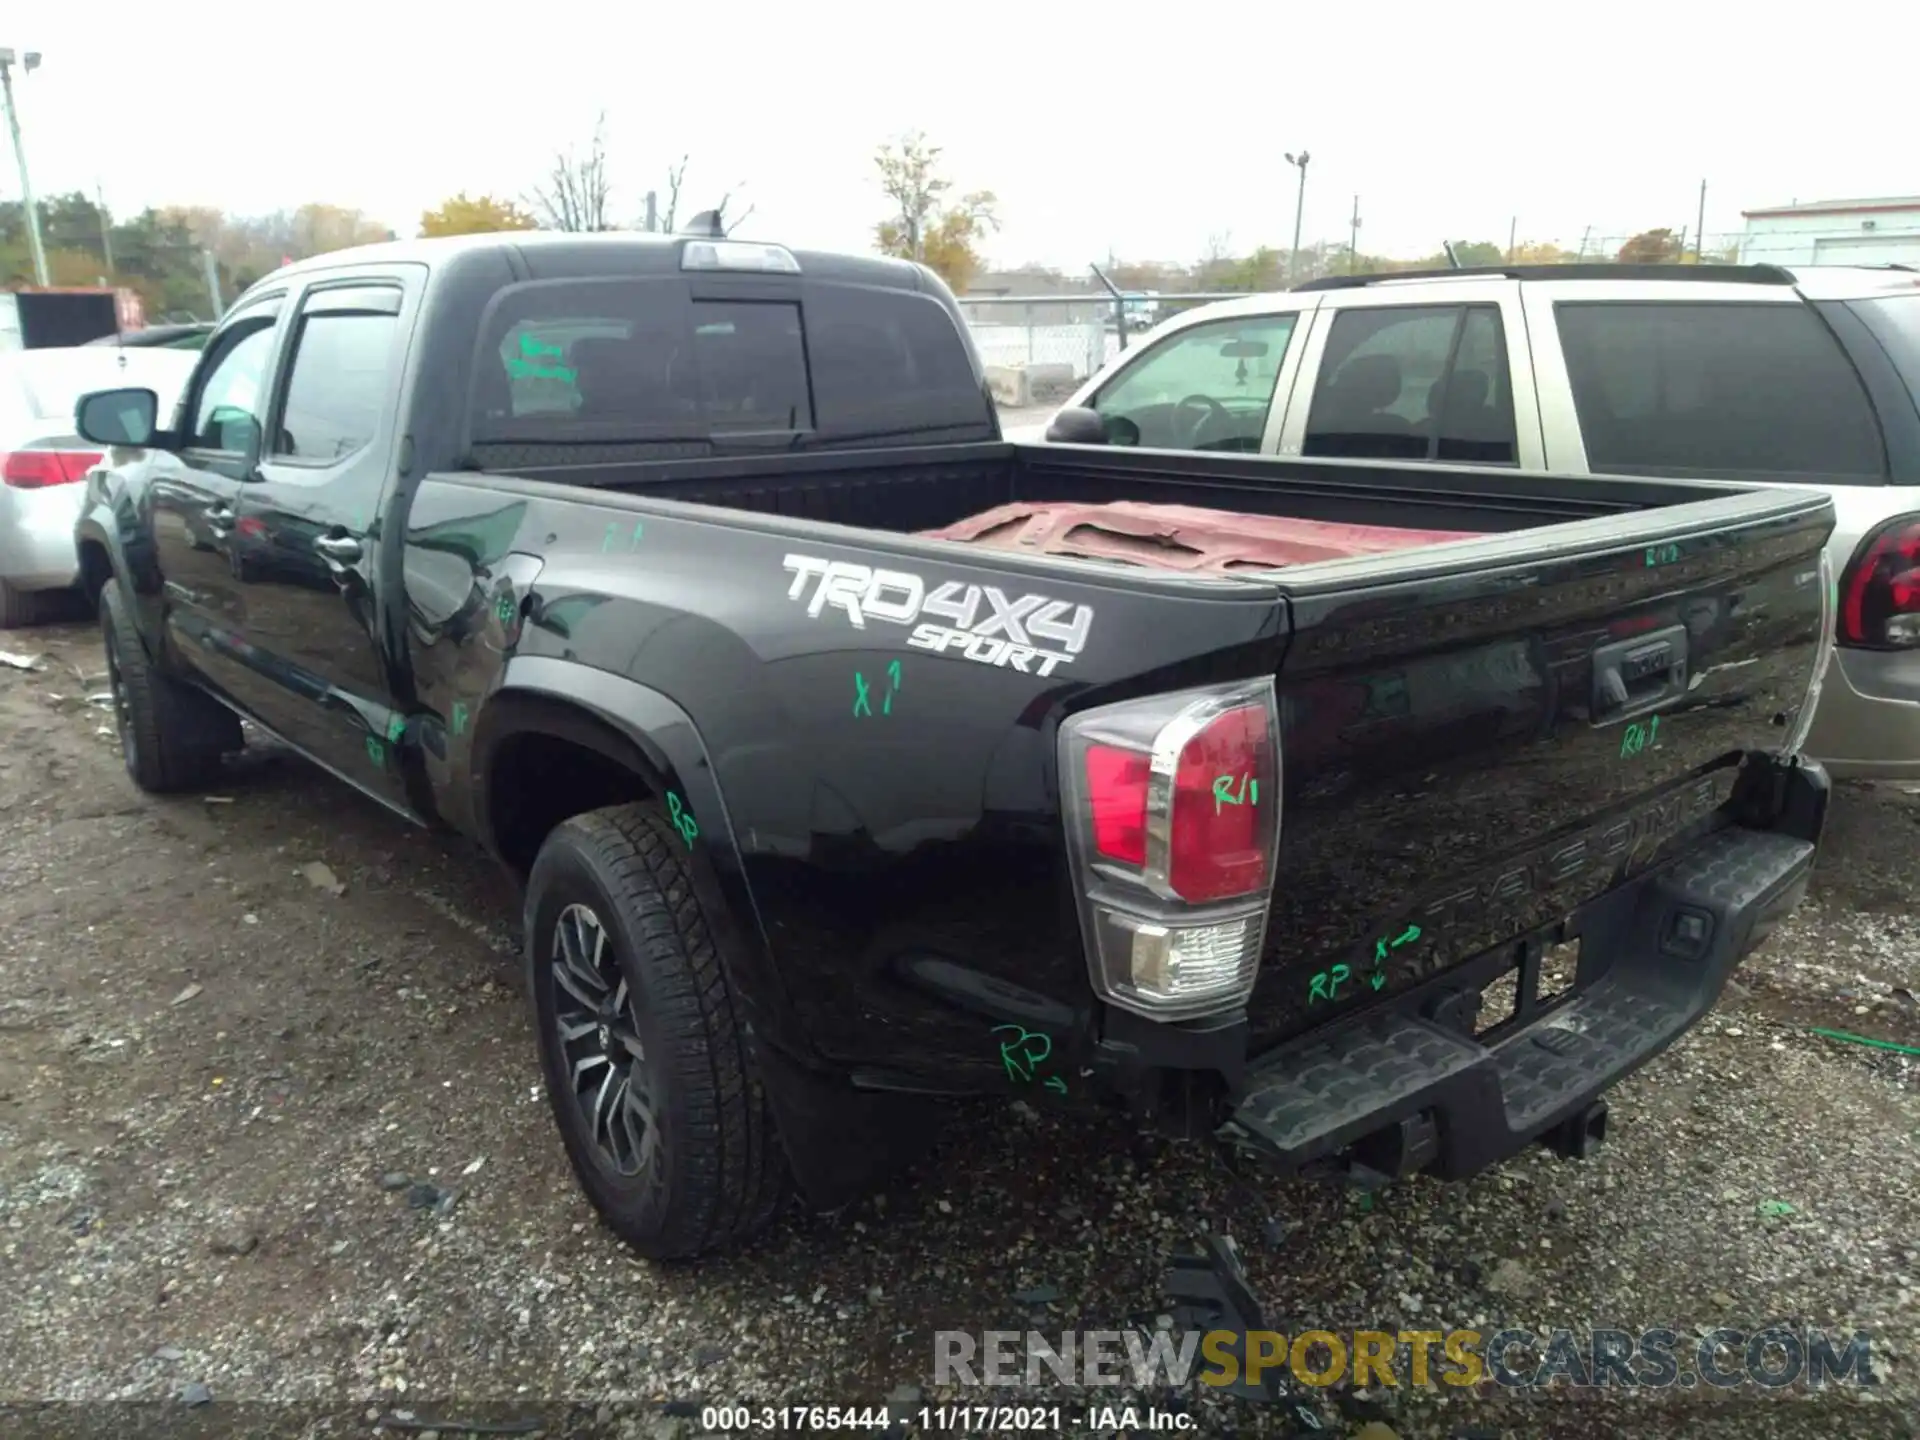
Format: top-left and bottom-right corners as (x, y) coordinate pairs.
(440, 440), (1829, 1062)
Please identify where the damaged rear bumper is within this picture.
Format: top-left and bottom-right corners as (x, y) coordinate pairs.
(1221, 763), (1826, 1185)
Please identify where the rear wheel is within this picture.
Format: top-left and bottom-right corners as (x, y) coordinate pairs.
(525, 801), (789, 1259)
(100, 579), (242, 793)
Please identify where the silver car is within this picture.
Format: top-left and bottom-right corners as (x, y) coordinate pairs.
(0, 346), (198, 626)
(1021, 263), (1920, 779)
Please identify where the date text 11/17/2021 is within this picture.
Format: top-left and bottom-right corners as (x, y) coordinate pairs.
(696, 1405), (1196, 1432)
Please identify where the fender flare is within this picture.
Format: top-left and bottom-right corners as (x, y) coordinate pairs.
(74, 500), (165, 662)
(475, 656), (800, 1058)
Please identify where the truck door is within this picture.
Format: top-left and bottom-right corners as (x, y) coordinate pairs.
(1274, 280), (1546, 471)
(148, 292), (289, 706)
(229, 276), (418, 812)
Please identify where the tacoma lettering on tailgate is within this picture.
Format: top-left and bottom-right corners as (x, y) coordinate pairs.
(782, 554), (1093, 677)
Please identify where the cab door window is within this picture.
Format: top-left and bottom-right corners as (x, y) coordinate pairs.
(1091, 314), (1297, 451)
(185, 300), (283, 454)
(1303, 304), (1518, 464)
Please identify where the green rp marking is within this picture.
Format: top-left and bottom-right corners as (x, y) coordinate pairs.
(1620, 714), (1660, 759)
(1212, 773), (1258, 814)
(451, 702), (469, 737)
(386, 713), (405, 744)
(664, 790), (699, 849)
(365, 736), (385, 766)
(853, 671), (872, 718)
(1307, 962), (1352, 1005)
(992, 1024), (1052, 1084)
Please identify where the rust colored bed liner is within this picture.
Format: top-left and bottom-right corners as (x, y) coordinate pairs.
(922, 500), (1481, 574)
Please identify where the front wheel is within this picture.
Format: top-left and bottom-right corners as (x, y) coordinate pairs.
(100, 579), (242, 792)
(525, 801), (789, 1259)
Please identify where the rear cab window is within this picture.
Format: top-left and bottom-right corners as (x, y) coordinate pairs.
(1302, 304), (1518, 464)
(1554, 301), (1887, 482)
(469, 274), (993, 457)
(1089, 313), (1299, 452)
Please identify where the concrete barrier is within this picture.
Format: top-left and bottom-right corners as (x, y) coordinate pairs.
(982, 362), (1078, 409)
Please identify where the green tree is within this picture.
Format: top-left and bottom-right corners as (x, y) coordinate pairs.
(872, 131), (998, 293)
(420, 193), (539, 237)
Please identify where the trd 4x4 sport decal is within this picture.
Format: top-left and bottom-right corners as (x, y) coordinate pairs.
(781, 554), (1093, 677)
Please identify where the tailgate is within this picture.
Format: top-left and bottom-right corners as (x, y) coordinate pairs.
(1248, 486), (1834, 1047)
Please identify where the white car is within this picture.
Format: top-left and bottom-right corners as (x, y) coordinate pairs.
(0, 346), (199, 626)
(1021, 262), (1920, 779)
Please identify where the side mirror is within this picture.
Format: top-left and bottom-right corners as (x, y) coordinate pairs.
(1044, 406), (1108, 445)
(76, 387), (160, 448)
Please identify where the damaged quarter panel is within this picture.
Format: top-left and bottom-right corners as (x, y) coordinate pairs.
(404, 472), (1288, 1090)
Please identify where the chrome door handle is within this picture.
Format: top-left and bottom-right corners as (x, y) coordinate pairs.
(314, 534), (363, 563)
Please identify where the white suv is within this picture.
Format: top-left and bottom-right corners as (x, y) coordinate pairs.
(1023, 263), (1920, 780)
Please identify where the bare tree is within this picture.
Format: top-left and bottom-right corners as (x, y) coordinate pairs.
(655, 156), (754, 236)
(531, 115), (613, 232)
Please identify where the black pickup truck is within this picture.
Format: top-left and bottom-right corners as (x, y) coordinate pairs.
(72, 232), (1834, 1261)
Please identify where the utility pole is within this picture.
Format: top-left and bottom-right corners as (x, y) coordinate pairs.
(1506, 216), (1517, 263)
(644, 190), (657, 233)
(1284, 150), (1310, 283)
(96, 181), (113, 273)
(201, 249), (224, 316)
(1576, 225), (1591, 261)
(1695, 178), (1707, 262)
(1348, 195), (1362, 273)
(0, 49), (49, 288)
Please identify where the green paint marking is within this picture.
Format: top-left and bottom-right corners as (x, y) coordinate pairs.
(451, 702), (469, 737)
(1620, 714), (1661, 759)
(1370, 972), (1388, 991)
(1393, 924), (1421, 947)
(853, 671), (872, 718)
(664, 791), (699, 850)
(1211, 773), (1258, 813)
(992, 1024), (1053, 1085)
(1307, 973), (1331, 1006)
(1044, 1075), (1068, 1095)
(602, 522), (620, 553)
(1644, 542), (1682, 568)
(386, 714), (405, 744)
(496, 592), (516, 626)
(365, 736), (385, 766)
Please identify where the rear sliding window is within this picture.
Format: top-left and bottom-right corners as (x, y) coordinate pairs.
(1555, 301), (1887, 482)
(469, 278), (992, 453)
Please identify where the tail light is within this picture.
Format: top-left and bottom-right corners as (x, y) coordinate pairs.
(1059, 677), (1281, 1021)
(1, 449), (102, 489)
(1838, 515), (1920, 649)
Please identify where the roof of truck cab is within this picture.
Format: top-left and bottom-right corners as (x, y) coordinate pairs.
(257, 231), (935, 292)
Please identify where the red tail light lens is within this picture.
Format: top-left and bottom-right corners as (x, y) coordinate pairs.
(1838, 515), (1920, 649)
(1086, 744), (1149, 865)
(1, 449), (103, 489)
(1169, 703), (1274, 902)
(1062, 678), (1281, 1020)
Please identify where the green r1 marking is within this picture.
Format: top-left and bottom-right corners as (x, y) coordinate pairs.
(664, 790), (699, 849)
(451, 702), (469, 737)
(1645, 543), (1681, 567)
(1212, 773), (1259, 813)
(1620, 714), (1661, 759)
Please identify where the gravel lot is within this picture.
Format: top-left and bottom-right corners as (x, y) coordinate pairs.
(1, 619), (1916, 1440)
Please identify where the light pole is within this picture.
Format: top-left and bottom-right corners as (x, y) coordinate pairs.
(1284, 150), (1310, 284)
(0, 47), (48, 288)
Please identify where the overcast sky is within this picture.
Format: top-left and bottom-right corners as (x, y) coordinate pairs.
(16, 1), (1913, 273)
